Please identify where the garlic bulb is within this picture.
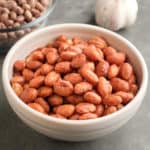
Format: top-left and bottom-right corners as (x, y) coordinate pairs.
(95, 0), (138, 31)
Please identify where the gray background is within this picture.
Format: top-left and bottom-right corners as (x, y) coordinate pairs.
(0, 0), (150, 149)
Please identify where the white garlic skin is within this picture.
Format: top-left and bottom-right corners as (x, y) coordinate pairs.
(95, 0), (138, 31)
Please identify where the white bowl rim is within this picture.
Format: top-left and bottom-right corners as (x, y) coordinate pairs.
(2, 23), (148, 126)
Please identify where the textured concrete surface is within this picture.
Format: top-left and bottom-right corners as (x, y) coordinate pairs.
(0, 0), (150, 149)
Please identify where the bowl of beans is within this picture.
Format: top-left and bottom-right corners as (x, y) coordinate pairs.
(0, 0), (57, 53)
(2, 24), (148, 141)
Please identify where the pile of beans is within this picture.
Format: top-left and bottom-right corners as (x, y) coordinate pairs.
(11, 35), (138, 120)
(0, 0), (51, 40)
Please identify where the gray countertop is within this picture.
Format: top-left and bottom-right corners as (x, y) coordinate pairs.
(0, 0), (150, 149)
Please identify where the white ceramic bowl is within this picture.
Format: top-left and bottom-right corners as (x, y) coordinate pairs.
(2, 24), (148, 141)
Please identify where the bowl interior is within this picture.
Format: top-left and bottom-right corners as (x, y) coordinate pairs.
(7, 24), (143, 85)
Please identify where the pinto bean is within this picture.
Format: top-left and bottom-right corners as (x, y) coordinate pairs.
(56, 104), (75, 117)
(74, 82), (93, 95)
(54, 80), (73, 96)
(84, 91), (102, 105)
(76, 103), (96, 114)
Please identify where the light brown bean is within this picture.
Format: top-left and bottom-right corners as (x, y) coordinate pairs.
(95, 104), (104, 117)
(108, 64), (119, 79)
(103, 95), (122, 106)
(80, 68), (99, 85)
(104, 106), (117, 115)
(111, 77), (130, 92)
(44, 71), (60, 87)
(128, 74), (136, 84)
(66, 95), (83, 105)
(130, 84), (138, 95)
(26, 60), (42, 70)
(35, 97), (50, 112)
(97, 77), (112, 98)
(88, 36), (107, 49)
(31, 50), (44, 62)
(60, 51), (78, 61)
(46, 51), (58, 65)
(11, 75), (25, 85)
(67, 45), (82, 54)
(54, 80), (73, 96)
(71, 54), (86, 68)
(29, 76), (44, 88)
(82, 62), (95, 71)
(50, 114), (66, 119)
(56, 104), (75, 117)
(64, 73), (82, 84)
(22, 68), (34, 81)
(14, 60), (25, 71)
(12, 83), (23, 96)
(76, 103), (96, 114)
(79, 113), (97, 120)
(74, 82), (93, 95)
(38, 86), (52, 97)
(41, 47), (57, 55)
(55, 61), (71, 74)
(103, 46), (116, 56)
(40, 64), (53, 75)
(28, 103), (45, 113)
(84, 91), (102, 105)
(115, 91), (134, 104)
(83, 45), (103, 61)
(69, 114), (80, 120)
(120, 63), (133, 80)
(20, 88), (38, 103)
(48, 95), (63, 106)
(95, 61), (109, 77)
(106, 52), (126, 65)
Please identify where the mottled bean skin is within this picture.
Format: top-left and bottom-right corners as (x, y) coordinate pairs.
(11, 35), (138, 120)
